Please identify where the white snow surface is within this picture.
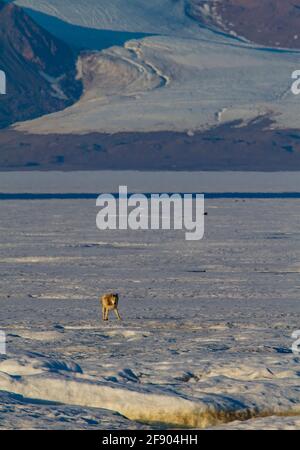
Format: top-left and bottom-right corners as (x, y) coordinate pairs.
(0, 172), (299, 429)
(14, 0), (201, 36)
(11, 0), (300, 134)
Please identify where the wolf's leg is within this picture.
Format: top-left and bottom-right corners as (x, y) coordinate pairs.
(114, 308), (122, 321)
(102, 306), (106, 321)
(103, 307), (109, 321)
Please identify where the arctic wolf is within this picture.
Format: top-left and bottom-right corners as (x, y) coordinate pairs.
(101, 293), (121, 321)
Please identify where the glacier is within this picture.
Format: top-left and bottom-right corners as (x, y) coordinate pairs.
(10, 0), (300, 134)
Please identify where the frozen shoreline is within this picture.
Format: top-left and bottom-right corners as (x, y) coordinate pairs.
(0, 171), (299, 194)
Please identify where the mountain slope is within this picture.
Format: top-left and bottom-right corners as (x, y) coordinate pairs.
(0, 1), (81, 128)
(13, 0), (200, 38)
(15, 0), (300, 50)
(1, 0), (299, 170)
(14, 35), (300, 135)
(10, 0), (300, 136)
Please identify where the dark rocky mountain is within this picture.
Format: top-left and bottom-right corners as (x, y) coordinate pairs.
(189, 0), (300, 49)
(0, 0), (82, 128)
(0, 117), (300, 171)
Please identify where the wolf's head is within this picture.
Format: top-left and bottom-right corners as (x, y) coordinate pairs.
(112, 293), (119, 305)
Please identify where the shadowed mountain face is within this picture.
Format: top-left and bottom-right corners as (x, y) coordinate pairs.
(189, 0), (300, 49)
(16, 7), (151, 51)
(0, 1), (82, 128)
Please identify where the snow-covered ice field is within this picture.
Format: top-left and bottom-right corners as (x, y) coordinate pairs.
(0, 172), (299, 429)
